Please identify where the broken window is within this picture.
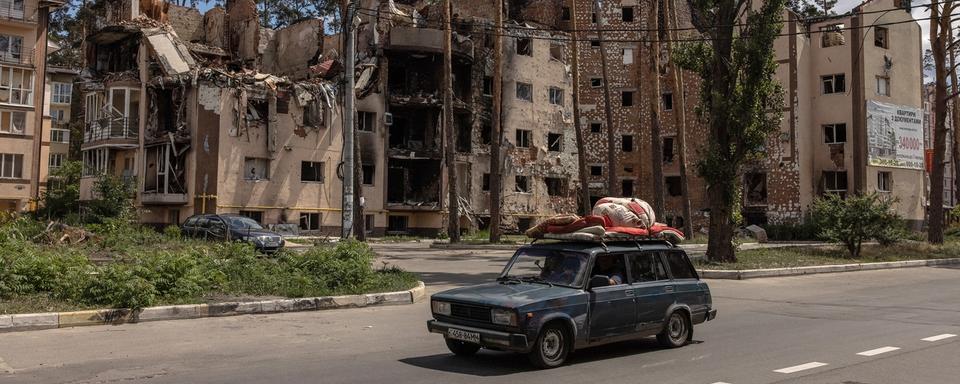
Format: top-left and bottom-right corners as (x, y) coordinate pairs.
(481, 120), (492, 145)
(247, 99), (268, 125)
(244, 158), (269, 180)
(387, 159), (441, 205)
(562, 6), (571, 21)
(820, 23), (845, 47)
(362, 164), (375, 185)
(590, 78), (603, 88)
(591, 11), (598, 23)
(590, 165), (603, 176)
(548, 133), (563, 152)
(517, 218), (533, 233)
(516, 38), (532, 56)
(516, 129), (531, 148)
(300, 161), (323, 182)
(622, 179), (634, 197)
(622, 91), (634, 107)
(744, 172), (767, 205)
(623, 165), (634, 173)
(878, 171), (892, 192)
(622, 7), (635, 22)
(483, 76), (493, 96)
(876, 76), (890, 96)
(515, 175), (530, 193)
(823, 171), (848, 197)
(388, 215), (409, 233)
(822, 74), (846, 94)
(622, 135), (634, 152)
(662, 92), (673, 111)
(550, 43), (565, 63)
(545, 177), (566, 196)
(549, 87), (563, 105)
(824, 123), (847, 144)
(300, 212), (321, 231)
(516, 82), (533, 102)
(590, 122), (602, 133)
(875, 27), (889, 48)
(623, 48), (634, 65)
(482, 173), (491, 191)
(277, 92), (290, 114)
(456, 113), (472, 153)
(358, 111), (376, 132)
(666, 176), (682, 197)
(239, 211), (264, 223)
(590, 39), (601, 48)
(663, 137), (675, 163)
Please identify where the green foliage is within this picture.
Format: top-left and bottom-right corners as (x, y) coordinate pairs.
(811, 193), (906, 258)
(85, 174), (136, 223)
(787, 0), (837, 19)
(37, 161), (83, 221)
(764, 221), (819, 241)
(163, 225), (183, 240)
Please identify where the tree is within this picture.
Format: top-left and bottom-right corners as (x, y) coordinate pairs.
(787, 0), (836, 19)
(489, 0), (505, 242)
(811, 193), (904, 258)
(927, 0), (956, 244)
(48, 0), (91, 69)
(443, 0), (460, 243)
(677, 0), (786, 262)
(647, 0), (665, 213)
(37, 161), (83, 220)
(664, 0), (694, 238)
(258, 0), (338, 29)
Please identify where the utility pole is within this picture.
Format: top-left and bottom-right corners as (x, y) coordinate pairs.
(568, 0), (590, 215)
(443, 0), (461, 242)
(489, 0), (504, 242)
(594, 0), (617, 196)
(647, 0), (665, 215)
(665, 0), (692, 236)
(341, 0), (357, 239)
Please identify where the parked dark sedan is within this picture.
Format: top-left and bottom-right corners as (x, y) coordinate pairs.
(427, 240), (716, 368)
(181, 214), (285, 253)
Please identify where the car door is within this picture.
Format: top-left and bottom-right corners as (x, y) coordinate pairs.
(663, 251), (707, 318)
(182, 216), (198, 237)
(587, 253), (637, 340)
(628, 251), (675, 332)
(208, 217), (229, 241)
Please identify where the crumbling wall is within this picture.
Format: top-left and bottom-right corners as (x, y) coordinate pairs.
(203, 6), (228, 49)
(226, 0), (260, 63)
(167, 4), (203, 42)
(262, 19), (324, 77)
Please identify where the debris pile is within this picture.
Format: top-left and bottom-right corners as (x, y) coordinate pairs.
(525, 197), (686, 243)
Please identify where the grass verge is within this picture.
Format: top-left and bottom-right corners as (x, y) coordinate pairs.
(696, 241), (960, 270)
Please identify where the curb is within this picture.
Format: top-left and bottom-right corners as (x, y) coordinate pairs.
(0, 281), (426, 334)
(429, 242), (529, 250)
(699, 258), (960, 280)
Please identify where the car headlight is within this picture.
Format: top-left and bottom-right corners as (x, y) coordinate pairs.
(431, 301), (451, 316)
(491, 308), (517, 326)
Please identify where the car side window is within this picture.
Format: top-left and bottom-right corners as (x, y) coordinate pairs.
(591, 253), (627, 285)
(197, 217), (211, 229)
(665, 251), (697, 280)
(184, 216), (198, 227)
(628, 252), (669, 283)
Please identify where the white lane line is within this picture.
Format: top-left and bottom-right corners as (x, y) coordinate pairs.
(857, 346), (900, 356)
(774, 362), (828, 374)
(711, 382), (732, 384)
(922, 334), (957, 342)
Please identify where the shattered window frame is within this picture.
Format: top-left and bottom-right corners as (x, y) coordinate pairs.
(590, 122), (602, 133)
(362, 164), (375, 185)
(246, 99), (269, 124)
(875, 27), (889, 48)
(0, 34), (22, 63)
(744, 172), (768, 205)
(549, 43), (566, 63)
(663, 136), (676, 163)
(516, 129), (532, 148)
(515, 175), (530, 193)
(516, 82), (533, 102)
(358, 111), (376, 132)
(590, 165), (603, 176)
(545, 177), (567, 196)
(244, 157), (271, 181)
(483, 76), (493, 96)
(548, 132), (563, 152)
(516, 37), (533, 56)
(822, 74), (845, 94)
(239, 210), (265, 224)
(622, 7), (635, 22)
(823, 171), (849, 197)
(823, 123), (847, 144)
(662, 92), (673, 111)
(299, 212), (321, 231)
(590, 77), (603, 88)
(482, 173), (491, 191)
(665, 176), (682, 197)
(621, 134), (634, 153)
(621, 90), (634, 107)
(549, 87), (564, 105)
(300, 161), (324, 183)
(878, 171), (892, 192)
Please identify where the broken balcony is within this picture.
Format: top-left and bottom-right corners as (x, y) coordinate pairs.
(387, 158), (441, 210)
(82, 117), (139, 149)
(141, 143), (188, 205)
(388, 106), (442, 157)
(82, 87), (140, 150)
(386, 26), (473, 60)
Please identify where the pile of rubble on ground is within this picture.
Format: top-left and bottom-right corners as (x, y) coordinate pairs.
(525, 197), (686, 243)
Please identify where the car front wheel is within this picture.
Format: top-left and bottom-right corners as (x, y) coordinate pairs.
(528, 323), (569, 369)
(657, 311), (691, 348)
(445, 338), (481, 356)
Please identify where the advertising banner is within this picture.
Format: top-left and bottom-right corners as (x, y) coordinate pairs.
(866, 100), (924, 170)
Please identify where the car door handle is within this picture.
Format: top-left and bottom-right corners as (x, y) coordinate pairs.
(664, 286), (674, 293)
(625, 290), (634, 296)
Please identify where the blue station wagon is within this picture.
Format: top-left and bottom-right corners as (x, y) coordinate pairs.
(427, 240), (716, 368)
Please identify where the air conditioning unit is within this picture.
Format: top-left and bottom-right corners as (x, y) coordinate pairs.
(384, 112), (394, 126)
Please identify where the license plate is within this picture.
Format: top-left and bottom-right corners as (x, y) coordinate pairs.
(265, 241), (278, 247)
(447, 328), (480, 343)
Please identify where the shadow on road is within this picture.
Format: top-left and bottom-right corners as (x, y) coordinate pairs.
(399, 338), (677, 377)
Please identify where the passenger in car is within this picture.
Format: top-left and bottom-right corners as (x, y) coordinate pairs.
(593, 255), (624, 285)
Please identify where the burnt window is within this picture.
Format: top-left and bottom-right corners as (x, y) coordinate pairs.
(623, 165), (634, 173)
(666, 176), (682, 196)
(590, 122), (602, 133)
(590, 165), (603, 176)
(744, 172), (767, 205)
(875, 27), (889, 48)
(456, 114), (472, 152)
(561, 7), (571, 21)
(662, 93), (673, 111)
(388, 215), (409, 232)
(299, 212), (320, 231)
(483, 76), (493, 96)
(362, 164), (375, 185)
(516, 129), (531, 147)
(622, 179), (634, 197)
(277, 92), (290, 114)
(823, 171), (848, 196)
(245, 157), (270, 180)
(590, 77), (603, 88)
(516, 175), (530, 193)
(357, 111), (375, 132)
(622, 135), (634, 152)
(824, 123), (847, 144)
(591, 12), (597, 23)
(663, 137), (675, 163)
(516, 82), (533, 102)
(301, 161), (323, 182)
(549, 87), (564, 105)
(821, 23), (845, 47)
(247, 99), (269, 124)
(550, 43), (565, 63)
(545, 177), (566, 196)
(482, 173), (491, 191)
(591, 39), (601, 48)
(548, 133), (563, 152)
(622, 91), (634, 106)
(517, 38), (532, 56)
(622, 7), (634, 22)
(823, 74), (846, 94)
(481, 120), (492, 145)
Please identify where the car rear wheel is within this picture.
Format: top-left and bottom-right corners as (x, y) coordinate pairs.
(528, 323), (569, 369)
(445, 337), (481, 356)
(657, 311), (691, 348)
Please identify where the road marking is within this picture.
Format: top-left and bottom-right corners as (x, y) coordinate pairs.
(922, 334), (956, 342)
(774, 362), (828, 374)
(857, 346), (900, 356)
(711, 382), (732, 384)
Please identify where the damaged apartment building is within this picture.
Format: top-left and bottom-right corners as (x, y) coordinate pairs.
(79, 0), (580, 235)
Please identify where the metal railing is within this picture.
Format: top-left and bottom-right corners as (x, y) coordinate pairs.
(0, 49), (33, 66)
(0, 0), (37, 23)
(84, 118), (139, 143)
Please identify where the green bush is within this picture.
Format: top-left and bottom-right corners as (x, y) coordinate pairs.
(163, 225), (183, 240)
(811, 193), (906, 258)
(763, 221), (819, 241)
(85, 264), (157, 309)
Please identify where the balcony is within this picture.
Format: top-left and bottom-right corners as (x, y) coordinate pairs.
(140, 192), (188, 205)
(386, 27), (473, 59)
(0, 0), (37, 24)
(0, 49), (33, 67)
(82, 117), (139, 149)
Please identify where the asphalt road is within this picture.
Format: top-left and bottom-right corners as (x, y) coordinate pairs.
(1, 242), (958, 384)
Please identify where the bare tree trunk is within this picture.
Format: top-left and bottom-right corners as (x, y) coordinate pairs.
(594, 1), (617, 196)
(443, 0), (460, 242)
(568, 0), (591, 215)
(648, 0), (665, 214)
(665, 0), (694, 238)
(928, 2), (954, 244)
(489, 0), (504, 242)
(707, 178), (736, 261)
(949, 32), (960, 209)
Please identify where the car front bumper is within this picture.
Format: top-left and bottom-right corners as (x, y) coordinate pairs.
(427, 320), (530, 352)
(707, 308), (717, 321)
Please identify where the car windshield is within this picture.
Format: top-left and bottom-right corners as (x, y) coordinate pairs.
(501, 248), (588, 287)
(222, 216), (264, 230)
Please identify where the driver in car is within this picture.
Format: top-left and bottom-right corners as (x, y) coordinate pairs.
(540, 255), (580, 283)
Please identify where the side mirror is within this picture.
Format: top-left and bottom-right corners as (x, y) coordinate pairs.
(589, 275), (610, 289)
